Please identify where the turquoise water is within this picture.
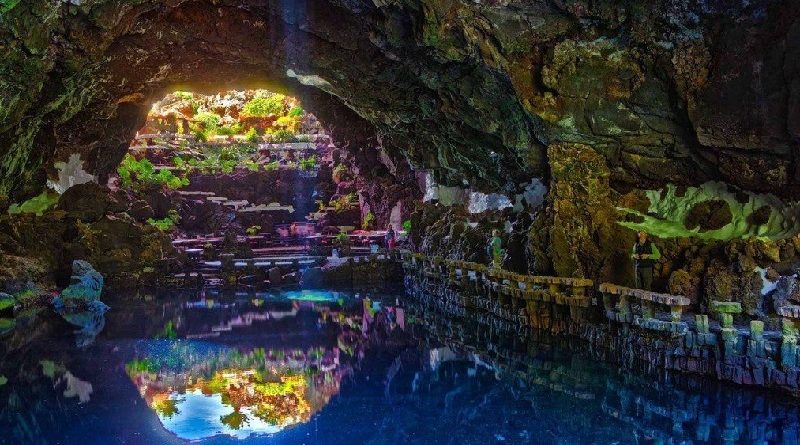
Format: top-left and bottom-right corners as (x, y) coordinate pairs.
(0, 289), (799, 444)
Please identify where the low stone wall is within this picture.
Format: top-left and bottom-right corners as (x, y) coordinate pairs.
(402, 253), (800, 395)
(301, 252), (404, 289)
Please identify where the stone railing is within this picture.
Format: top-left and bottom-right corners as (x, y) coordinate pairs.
(599, 283), (691, 334)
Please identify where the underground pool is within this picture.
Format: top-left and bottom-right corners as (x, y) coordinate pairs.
(1, 289), (799, 444)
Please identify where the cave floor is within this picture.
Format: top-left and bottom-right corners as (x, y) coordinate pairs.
(1, 287), (798, 444)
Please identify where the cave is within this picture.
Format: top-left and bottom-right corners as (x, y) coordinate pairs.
(2, 0), (800, 443)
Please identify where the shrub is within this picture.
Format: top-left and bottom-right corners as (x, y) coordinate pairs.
(193, 129), (210, 143)
(362, 211), (375, 230)
(147, 209), (180, 231)
(194, 111), (222, 130)
(243, 159), (260, 172)
(288, 106), (304, 117)
(147, 217), (175, 231)
(241, 94), (286, 117)
(332, 164), (351, 183)
(403, 219), (412, 232)
(117, 154), (189, 191)
(216, 123), (243, 136)
(299, 155), (317, 171)
(331, 193), (357, 212)
(7, 192), (60, 216)
(245, 127), (260, 143)
(271, 129), (296, 143)
(264, 161), (280, 172)
(174, 91), (194, 101)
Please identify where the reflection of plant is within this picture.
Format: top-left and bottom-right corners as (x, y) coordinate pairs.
(154, 398), (181, 418)
(221, 411), (248, 430)
(155, 320), (178, 339)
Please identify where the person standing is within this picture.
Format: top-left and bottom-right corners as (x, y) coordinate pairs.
(631, 231), (660, 291)
(385, 225), (396, 250)
(488, 229), (503, 269)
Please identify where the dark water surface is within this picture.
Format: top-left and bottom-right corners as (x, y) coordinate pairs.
(1, 288), (799, 445)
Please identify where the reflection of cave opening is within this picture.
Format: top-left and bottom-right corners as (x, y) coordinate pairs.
(114, 89), (383, 286)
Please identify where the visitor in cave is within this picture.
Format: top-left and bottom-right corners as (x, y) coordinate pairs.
(488, 230), (503, 269)
(385, 225), (396, 250)
(631, 231), (661, 291)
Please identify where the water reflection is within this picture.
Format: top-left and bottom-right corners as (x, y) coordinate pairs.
(0, 289), (799, 444)
(126, 344), (347, 440)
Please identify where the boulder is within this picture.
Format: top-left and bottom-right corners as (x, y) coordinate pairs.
(128, 200), (155, 222)
(60, 260), (104, 303)
(57, 183), (126, 222)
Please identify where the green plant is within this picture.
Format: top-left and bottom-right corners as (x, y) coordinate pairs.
(403, 219), (412, 232)
(246, 225), (262, 236)
(118, 154), (189, 191)
(331, 193), (357, 212)
(264, 161), (280, 171)
(155, 320), (178, 339)
(193, 128), (210, 143)
(216, 123), (243, 136)
(335, 233), (349, 245)
(1, 0), (22, 13)
(362, 211), (375, 230)
(147, 211), (180, 232)
(243, 159), (260, 172)
(299, 155), (317, 171)
(241, 94), (286, 117)
(8, 192), (60, 216)
(270, 129), (295, 143)
(245, 127), (260, 143)
(288, 106), (304, 117)
(332, 164), (351, 183)
(194, 111), (222, 130)
(147, 217), (175, 231)
(174, 91), (194, 101)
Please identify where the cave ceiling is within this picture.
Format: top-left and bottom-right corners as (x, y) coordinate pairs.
(0, 0), (798, 201)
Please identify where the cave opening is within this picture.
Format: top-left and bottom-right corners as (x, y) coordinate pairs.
(113, 87), (405, 288)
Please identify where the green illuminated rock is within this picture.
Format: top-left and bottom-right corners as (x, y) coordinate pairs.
(618, 182), (800, 241)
